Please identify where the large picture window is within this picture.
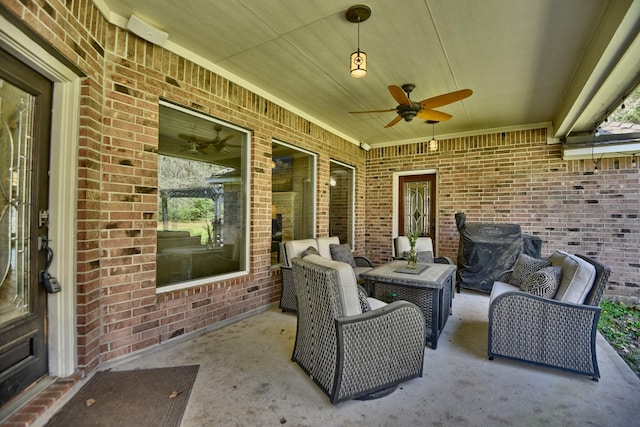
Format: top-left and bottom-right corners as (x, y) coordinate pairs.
(157, 101), (249, 289)
(271, 141), (316, 264)
(329, 160), (355, 247)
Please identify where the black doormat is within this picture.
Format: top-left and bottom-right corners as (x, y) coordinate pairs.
(45, 365), (199, 427)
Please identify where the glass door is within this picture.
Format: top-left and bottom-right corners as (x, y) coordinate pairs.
(398, 174), (436, 238)
(0, 47), (52, 407)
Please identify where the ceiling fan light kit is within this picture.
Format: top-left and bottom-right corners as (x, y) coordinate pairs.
(346, 5), (371, 78)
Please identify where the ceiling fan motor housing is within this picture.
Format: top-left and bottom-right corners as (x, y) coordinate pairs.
(397, 102), (421, 121)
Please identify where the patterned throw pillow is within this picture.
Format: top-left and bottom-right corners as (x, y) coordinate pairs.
(357, 286), (371, 312)
(302, 245), (320, 257)
(403, 250), (434, 263)
(521, 266), (563, 298)
(330, 243), (357, 268)
(509, 253), (551, 288)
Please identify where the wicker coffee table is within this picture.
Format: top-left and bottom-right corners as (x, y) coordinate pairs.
(360, 260), (456, 349)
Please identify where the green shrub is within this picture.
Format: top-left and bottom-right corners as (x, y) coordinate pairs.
(598, 300), (640, 378)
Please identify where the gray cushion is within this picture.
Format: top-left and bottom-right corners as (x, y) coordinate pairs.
(316, 236), (340, 259)
(302, 245), (320, 257)
(395, 236), (434, 256)
(509, 253), (551, 288)
(550, 250), (596, 304)
(330, 243), (357, 268)
(521, 266), (562, 298)
(303, 254), (361, 316)
(403, 250), (434, 263)
(367, 297), (387, 310)
(283, 239), (318, 267)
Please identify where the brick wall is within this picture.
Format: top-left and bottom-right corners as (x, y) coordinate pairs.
(3, 0), (637, 381)
(365, 129), (640, 298)
(1, 0), (366, 374)
(96, 26), (366, 367)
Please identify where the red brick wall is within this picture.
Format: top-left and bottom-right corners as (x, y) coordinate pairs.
(1, 0), (366, 373)
(3, 0), (637, 379)
(365, 129), (640, 298)
(97, 27), (367, 368)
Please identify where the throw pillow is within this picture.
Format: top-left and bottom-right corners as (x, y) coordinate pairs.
(521, 266), (562, 298)
(330, 243), (357, 268)
(509, 253), (551, 288)
(403, 250), (434, 263)
(357, 286), (371, 312)
(302, 245), (320, 257)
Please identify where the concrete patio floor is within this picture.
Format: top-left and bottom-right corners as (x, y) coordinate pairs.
(44, 290), (640, 426)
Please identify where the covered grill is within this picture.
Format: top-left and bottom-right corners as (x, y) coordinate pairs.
(455, 213), (542, 292)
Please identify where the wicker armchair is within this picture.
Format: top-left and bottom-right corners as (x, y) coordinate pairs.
(291, 256), (425, 403)
(488, 254), (611, 380)
(279, 237), (373, 312)
(393, 236), (454, 265)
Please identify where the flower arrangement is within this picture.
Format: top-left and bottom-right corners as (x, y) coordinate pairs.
(408, 231), (420, 249)
(407, 231), (420, 269)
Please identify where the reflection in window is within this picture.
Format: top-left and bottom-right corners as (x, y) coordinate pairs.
(157, 101), (249, 288)
(271, 141), (316, 264)
(329, 160), (355, 247)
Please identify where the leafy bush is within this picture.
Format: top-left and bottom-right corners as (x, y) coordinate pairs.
(598, 300), (640, 378)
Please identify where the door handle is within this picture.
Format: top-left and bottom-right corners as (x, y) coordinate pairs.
(39, 236), (61, 293)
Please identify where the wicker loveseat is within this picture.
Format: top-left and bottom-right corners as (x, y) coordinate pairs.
(291, 255), (425, 403)
(279, 237), (373, 311)
(488, 251), (611, 380)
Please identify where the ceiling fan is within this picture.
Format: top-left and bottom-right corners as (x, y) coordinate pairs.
(209, 125), (235, 152)
(177, 125), (235, 154)
(349, 84), (473, 128)
(176, 134), (211, 154)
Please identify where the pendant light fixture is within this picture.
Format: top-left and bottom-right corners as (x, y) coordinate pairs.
(346, 5), (371, 78)
(427, 120), (439, 152)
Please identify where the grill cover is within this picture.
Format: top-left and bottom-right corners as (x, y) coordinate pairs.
(455, 212), (540, 292)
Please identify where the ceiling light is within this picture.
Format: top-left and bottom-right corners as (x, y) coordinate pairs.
(428, 121), (438, 152)
(346, 5), (371, 78)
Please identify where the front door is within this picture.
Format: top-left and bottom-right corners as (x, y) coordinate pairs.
(0, 47), (52, 407)
(398, 174), (436, 238)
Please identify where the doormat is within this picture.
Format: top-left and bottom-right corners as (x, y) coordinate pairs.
(45, 365), (199, 427)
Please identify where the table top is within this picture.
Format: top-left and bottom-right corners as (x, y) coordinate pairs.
(360, 260), (456, 289)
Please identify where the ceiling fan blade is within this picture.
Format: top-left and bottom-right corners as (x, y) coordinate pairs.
(389, 85), (411, 106)
(178, 133), (211, 144)
(418, 89), (473, 110)
(416, 109), (453, 122)
(349, 109), (397, 114)
(384, 115), (403, 128)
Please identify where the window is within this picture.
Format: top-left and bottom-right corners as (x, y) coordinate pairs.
(157, 101), (249, 289)
(329, 160), (355, 247)
(271, 141), (316, 264)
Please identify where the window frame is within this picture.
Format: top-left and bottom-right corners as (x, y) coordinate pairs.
(271, 139), (317, 266)
(156, 100), (251, 292)
(329, 159), (355, 247)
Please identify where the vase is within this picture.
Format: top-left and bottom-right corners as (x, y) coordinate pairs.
(407, 247), (417, 269)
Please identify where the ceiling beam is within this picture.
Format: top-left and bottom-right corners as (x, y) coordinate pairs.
(553, 0), (640, 138)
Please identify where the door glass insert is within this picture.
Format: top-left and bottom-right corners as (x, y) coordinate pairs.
(403, 181), (430, 235)
(399, 174), (436, 238)
(0, 79), (35, 326)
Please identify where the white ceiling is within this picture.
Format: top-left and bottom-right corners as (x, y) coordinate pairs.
(96, 0), (640, 148)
